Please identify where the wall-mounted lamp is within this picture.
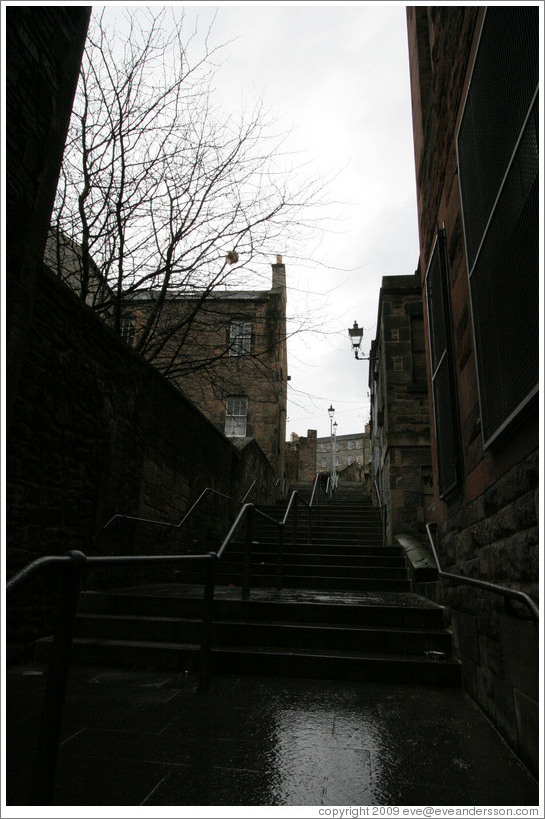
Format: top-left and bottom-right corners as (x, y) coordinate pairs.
(348, 321), (371, 361)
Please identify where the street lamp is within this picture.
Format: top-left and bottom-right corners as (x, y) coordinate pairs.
(348, 321), (371, 360)
(328, 405), (338, 493)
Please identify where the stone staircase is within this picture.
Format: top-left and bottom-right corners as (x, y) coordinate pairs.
(35, 484), (461, 686)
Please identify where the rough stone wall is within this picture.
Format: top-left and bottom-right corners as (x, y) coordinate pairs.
(371, 276), (432, 544)
(406, 6), (539, 773)
(7, 267), (277, 654)
(285, 430), (317, 485)
(6, 6), (91, 432)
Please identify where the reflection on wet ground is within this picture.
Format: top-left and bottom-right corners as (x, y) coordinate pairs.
(6, 663), (538, 808)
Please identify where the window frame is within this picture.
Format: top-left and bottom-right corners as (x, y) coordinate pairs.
(456, 6), (539, 449)
(229, 319), (252, 357)
(225, 396), (248, 437)
(425, 229), (462, 499)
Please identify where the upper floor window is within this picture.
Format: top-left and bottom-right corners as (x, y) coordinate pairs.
(120, 317), (135, 346)
(457, 6), (538, 447)
(229, 320), (252, 356)
(225, 396), (248, 437)
(347, 440), (353, 450)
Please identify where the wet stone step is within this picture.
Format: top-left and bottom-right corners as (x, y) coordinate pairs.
(35, 637), (461, 686)
(74, 612), (453, 655)
(77, 589), (448, 628)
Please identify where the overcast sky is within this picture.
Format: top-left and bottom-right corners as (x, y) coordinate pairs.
(178, 2), (420, 439)
(104, 2), (421, 440)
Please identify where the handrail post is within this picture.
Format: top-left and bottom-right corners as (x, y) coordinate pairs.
(198, 554), (216, 692)
(277, 523), (284, 591)
(307, 505), (311, 545)
(31, 550), (86, 806)
(242, 505), (254, 601)
(292, 496), (298, 548)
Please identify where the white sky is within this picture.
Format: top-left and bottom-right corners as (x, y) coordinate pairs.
(82, 1), (421, 441)
(175, 2), (421, 439)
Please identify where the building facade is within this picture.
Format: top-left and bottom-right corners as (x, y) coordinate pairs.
(316, 429), (372, 483)
(368, 274), (433, 544)
(121, 259), (289, 479)
(406, 6), (539, 771)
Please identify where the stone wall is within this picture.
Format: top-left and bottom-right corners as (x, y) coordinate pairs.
(370, 275), (433, 544)
(285, 430), (317, 485)
(7, 267), (278, 654)
(6, 6), (91, 432)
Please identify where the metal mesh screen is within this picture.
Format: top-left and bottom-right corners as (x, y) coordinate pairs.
(458, 7), (539, 446)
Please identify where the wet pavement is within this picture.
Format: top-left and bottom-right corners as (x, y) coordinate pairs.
(5, 660), (539, 811)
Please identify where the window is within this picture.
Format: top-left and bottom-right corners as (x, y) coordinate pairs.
(120, 317), (135, 346)
(410, 315), (427, 385)
(322, 443), (327, 452)
(426, 230), (461, 497)
(321, 458), (327, 469)
(457, 7), (538, 447)
(229, 320), (252, 356)
(225, 396), (248, 437)
(347, 440), (353, 450)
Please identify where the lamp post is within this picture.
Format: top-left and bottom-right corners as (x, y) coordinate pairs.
(332, 420), (338, 491)
(328, 404), (337, 495)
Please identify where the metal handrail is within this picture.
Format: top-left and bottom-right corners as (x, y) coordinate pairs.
(240, 480), (256, 504)
(6, 548), (216, 805)
(425, 523), (539, 621)
(102, 486), (232, 531)
(6, 487), (313, 804)
(309, 474), (318, 507)
(373, 480), (386, 547)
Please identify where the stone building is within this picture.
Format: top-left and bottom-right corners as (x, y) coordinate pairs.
(285, 430), (318, 486)
(316, 430), (371, 484)
(368, 274), (433, 543)
(120, 259), (289, 479)
(406, 5), (539, 771)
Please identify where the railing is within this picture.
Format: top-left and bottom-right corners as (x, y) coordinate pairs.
(102, 486), (232, 532)
(240, 480), (256, 504)
(309, 474), (319, 507)
(6, 489), (313, 805)
(425, 523), (539, 621)
(6, 548), (216, 805)
(374, 479), (386, 547)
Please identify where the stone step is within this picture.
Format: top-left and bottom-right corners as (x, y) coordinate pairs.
(35, 636), (461, 686)
(73, 612), (454, 656)
(216, 551), (406, 568)
(78, 588), (448, 629)
(213, 561), (409, 580)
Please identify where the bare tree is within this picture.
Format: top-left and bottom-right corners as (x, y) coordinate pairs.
(50, 7), (329, 382)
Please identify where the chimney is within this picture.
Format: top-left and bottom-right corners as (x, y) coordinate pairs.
(271, 254), (286, 292)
